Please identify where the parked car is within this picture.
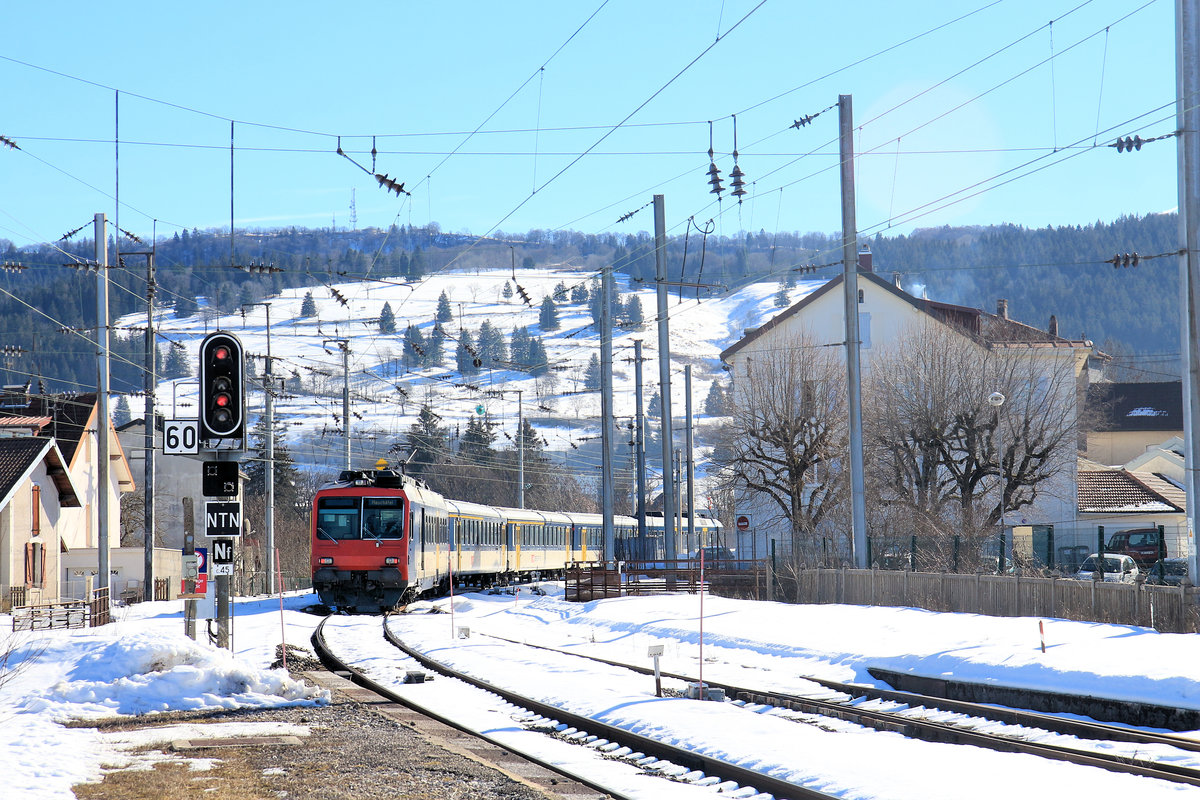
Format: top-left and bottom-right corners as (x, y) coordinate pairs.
(1145, 558), (1189, 586)
(1105, 527), (1165, 567)
(691, 546), (737, 563)
(1072, 553), (1140, 583)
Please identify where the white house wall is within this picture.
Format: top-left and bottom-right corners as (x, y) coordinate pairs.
(726, 278), (1081, 554)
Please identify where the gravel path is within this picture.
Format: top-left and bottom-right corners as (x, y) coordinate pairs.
(81, 672), (575, 800)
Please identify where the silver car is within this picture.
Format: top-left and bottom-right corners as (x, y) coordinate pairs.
(1073, 553), (1140, 583)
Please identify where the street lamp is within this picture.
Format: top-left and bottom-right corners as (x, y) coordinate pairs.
(987, 392), (1006, 574)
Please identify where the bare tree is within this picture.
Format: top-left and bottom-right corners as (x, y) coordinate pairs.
(713, 331), (848, 562)
(866, 320), (1079, 569)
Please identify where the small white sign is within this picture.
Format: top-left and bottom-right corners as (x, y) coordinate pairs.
(164, 419), (199, 455)
(210, 562), (234, 576)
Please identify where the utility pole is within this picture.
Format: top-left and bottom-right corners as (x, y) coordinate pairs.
(839, 95), (868, 569)
(123, 249), (157, 595)
(517, 389), (524, 509)
(653, 195), (677, 565)
(325, 338), (351, 469)
(600, 265), (615, 558)
(1177, 0), (1200, 581)
(245, 302), (275, 593)
(685, 365), (696, 551)
(182, 497), (195, 639)
(95, 213), (111, 592)
(633, 340), (647, 542)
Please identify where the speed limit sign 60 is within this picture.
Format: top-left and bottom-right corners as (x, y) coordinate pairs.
(164, 420), (200, 455)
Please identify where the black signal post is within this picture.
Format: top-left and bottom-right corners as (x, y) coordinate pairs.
(199, 331), (244, 440)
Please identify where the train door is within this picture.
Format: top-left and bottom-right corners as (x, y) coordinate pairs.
(419, 507), (426, 574)
(505, 522), (515, 572)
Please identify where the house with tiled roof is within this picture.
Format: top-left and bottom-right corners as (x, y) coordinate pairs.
(0, 437), (81, 607)
(1085, 381), (1183, 464)
(718, 252), (1093, 558)
(1075, 438), (1190, 562)
(0, 386), (136, 600)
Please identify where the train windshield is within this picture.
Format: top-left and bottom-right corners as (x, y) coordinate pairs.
(316, 496), (406, 541)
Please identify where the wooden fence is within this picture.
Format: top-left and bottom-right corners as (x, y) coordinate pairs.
(11, 586), (110, 631)
(778, 568), (1200, 634)
(565, 563), (1200, 633)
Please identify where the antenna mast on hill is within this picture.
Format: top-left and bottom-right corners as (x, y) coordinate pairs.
(350, 189), (357, 231)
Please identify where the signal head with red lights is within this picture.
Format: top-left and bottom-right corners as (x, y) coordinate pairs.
(199, 332), (244, 440)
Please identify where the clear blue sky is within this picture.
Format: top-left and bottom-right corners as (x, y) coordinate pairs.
(0, 0), (1179, 249)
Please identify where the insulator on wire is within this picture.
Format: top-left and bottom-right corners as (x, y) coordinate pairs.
(1108, 252), (1140, 268)
(707, 162), (724, 196)
(730, 165), (747, 199)
(0, 135), (18, 150)
(375, 173), (410, 196)
(1114, 135), (1145, 153)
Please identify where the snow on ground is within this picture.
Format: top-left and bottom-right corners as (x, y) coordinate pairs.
(1, 594), (327, 799)
(10, 587), (1200, 798)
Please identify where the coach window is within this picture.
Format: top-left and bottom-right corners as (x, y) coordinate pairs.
(364, 497), (404, 538)
(316, 496), (361, 540)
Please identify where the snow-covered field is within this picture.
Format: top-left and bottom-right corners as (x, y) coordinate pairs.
(122, 266), (813, 476)
(8, 588), (1200, 798)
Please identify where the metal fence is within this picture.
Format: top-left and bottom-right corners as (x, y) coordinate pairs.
(565, 560), (768, 602)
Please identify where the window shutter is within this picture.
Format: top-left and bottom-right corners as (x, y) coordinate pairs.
(31, 485), (41, 538)
(37, 542), (45, 587)
(24, 542), (33, 584)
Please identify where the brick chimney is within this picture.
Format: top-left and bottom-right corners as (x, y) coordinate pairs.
(997, 299), (1008, 319)
(857, 244), (873, 272)
(1048, 314), (1058, 337)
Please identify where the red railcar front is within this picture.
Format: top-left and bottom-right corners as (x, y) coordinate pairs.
(311, 475), (409, 612)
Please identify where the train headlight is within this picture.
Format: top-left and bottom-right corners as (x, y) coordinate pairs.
(318, 557), (334, 565)
(384, 557), (399, 566)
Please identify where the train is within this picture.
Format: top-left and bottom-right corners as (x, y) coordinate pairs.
(310, 468), (723, 612)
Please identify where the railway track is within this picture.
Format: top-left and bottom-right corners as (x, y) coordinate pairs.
(313, 615), (838, 800)
(447, 630), (1200, 789)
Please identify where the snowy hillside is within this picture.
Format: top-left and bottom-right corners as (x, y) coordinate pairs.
(120, 267), (823, 485)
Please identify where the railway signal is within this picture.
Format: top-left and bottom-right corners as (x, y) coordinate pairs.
(199, 332), (244, 440)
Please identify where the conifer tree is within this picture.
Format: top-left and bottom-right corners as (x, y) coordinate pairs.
(378, 301), (396, 334)
(456, 329), (480, 375)
(163, 344), (191, 379)
(538, 296), (561, 331)
(404, 324), (429, 367)
(400, 404), (448, 486)
(477, 320), (507, 367)
(436, 290), (453, 323)
(584, 354), (601, 390)
(300, 291), (317, 317)
(244, 414), (302, 514)
(510, 326), (532, 370)
(527, 337), (550, 376)
(113, 396), (131, 427)
(621, 295), (644, 328)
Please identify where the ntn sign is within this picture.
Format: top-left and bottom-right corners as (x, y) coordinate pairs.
(205, 501), (241, 537)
